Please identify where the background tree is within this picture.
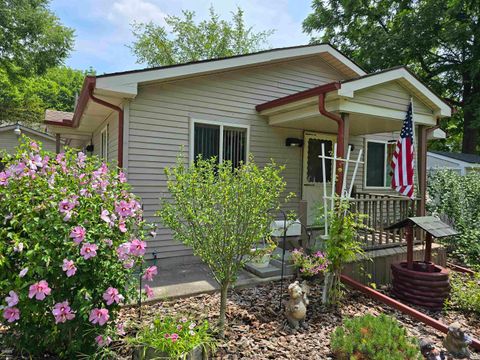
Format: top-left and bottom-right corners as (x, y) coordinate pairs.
(0, 0), (74, 79)
(303, 0), (480, 154)
(0, 67), (93, 126)
(130, 6), (274, 67)
(157, 156), (289, 337)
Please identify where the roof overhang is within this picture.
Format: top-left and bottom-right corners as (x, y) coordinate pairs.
(0, 124), (57, 142)
(94, 44), (367, 98)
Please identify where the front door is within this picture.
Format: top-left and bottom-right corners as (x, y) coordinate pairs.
(302, 132), (337, 225)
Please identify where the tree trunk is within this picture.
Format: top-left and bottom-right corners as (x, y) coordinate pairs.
(461, 73), (479, 154)
(218, 283), (229, 339)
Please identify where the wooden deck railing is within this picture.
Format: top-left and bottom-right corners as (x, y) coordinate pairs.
(351, 192), (420, 249)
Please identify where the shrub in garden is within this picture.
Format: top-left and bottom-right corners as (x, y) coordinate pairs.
(331, 314), (422, 360)
(157, 155), (290, 337)
(427, 169), (480, 269)
(445, 271), (480, 315)
(291, 248), (329, 278)
(0, 138), (154, 357)
(131, 315), (216, 359)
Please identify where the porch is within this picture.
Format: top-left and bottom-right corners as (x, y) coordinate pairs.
(256, 67), (451, 250)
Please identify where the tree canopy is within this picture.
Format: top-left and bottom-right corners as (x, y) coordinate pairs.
(0, 67), (93, 125)
(130, 6), (274, 67)
(0, 0), (74, 79)
(303, 0), (480, 154)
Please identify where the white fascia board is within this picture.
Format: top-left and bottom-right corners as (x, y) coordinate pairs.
(427, 128), (446, 140)
(0, 124), (57, 141)
(337, 68), (451, 117)
(95, 45), (366, 98)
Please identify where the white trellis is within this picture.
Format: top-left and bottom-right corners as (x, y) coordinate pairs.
(319, 143), (364, 236)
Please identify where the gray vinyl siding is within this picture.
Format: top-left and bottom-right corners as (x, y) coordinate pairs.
(0, 131), (58, 155)
(92, 111), (119, 165)
(127, 56), (347, 259)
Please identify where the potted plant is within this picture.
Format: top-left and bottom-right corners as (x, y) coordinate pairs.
(248, 238), (277, 268)
(291, 248), (329, 282)
(131, 316), (216, 360)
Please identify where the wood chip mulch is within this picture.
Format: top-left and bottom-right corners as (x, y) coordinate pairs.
(115, 281), (480, 360)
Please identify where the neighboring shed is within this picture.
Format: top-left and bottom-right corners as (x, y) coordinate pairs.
(427, 151), (480, 175)
(0, 124), (61, 155)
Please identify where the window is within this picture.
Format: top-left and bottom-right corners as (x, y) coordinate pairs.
(306, 138), (332, 183)
(365, 140), (396, 188)
(100, 125), (108, 161)
(191, 120), (248, 168)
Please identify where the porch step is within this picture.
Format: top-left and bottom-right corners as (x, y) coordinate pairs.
(244, 259), (296, 278)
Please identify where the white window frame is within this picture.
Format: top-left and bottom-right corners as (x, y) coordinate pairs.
(189, 118), (250, 164)
(100, 125), (109, 161)
(364, 139), (391, 189)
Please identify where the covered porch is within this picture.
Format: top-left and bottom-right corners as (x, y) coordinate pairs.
(256, 67), (451, 249)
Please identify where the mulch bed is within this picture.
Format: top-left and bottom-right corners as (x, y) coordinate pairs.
(115, 281), (480, 359)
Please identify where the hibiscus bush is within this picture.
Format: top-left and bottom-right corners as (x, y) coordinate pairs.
(0, 137), (154, 357)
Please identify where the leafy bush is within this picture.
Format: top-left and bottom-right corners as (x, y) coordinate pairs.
(157, 155), (290, 337)
(291, 248), (329, 277)
(445, 272), (480, 315)
(331, 314), (422, 360)
(131, 315), (216, 359)
(427, 169), (480, 269)
(0, 138), (153, 357)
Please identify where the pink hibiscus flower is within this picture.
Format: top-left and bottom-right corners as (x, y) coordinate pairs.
(103, 287), (122, 306)
(144, 284), (154, 298)
(142, 266), (157, 281)
(52, 301), (75, 324)
(19, 267), (28, 278)
(5, 291), (19, 307)
(89, 308), (109, 326)
(0, 170), (10, 186)
(28, 280), (51, 300)
(95, 335), (112, 347)
(62, 259), (77, 277)
(123, 260), (134, 269)
(80, 243), (98, 260)
(118, 172), (127, 183)
(118, 219), (127, 233)
(116, 242), (131, 261)
(100, 209), (114, 226)
(3, 307), (20, 323)
(117, 322), (126, 336)
(115, 200), (133, 217)
(129, 239), (146, 256)
(170, 333), (179, 342)
(69, 226), (86, 244)
(59, 199), (76, 213)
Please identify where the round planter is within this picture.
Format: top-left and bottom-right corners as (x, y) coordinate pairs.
(134, 344), (207, 360)
(250, 253), (271, 268)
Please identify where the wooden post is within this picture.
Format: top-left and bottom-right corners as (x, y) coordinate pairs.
(406, 223), (414, 270)
(55, 133), (61, 154)
(417, 125), (428, 216)
(424, 233), (433, 263)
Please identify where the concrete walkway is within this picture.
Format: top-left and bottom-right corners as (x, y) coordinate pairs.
(146, 263), (288, 301)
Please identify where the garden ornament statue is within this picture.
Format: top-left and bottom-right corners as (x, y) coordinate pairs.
(443, 322), (472, 359)
(284, 281), (309, 330)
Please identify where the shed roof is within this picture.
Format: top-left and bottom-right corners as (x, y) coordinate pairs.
(429, 151), (480, 164)
(386, 216), (458, 238)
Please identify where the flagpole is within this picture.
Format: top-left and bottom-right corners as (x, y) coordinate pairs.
(410, 97), (417, 214)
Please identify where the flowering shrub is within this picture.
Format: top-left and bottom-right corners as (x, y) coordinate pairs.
(0, 138), (154, 357)
(131, 315), (215, 359)
(291, 248), (329, 277)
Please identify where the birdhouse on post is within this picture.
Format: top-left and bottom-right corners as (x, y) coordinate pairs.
(386, 216), (458, 309)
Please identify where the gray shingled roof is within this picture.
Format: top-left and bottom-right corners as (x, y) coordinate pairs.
(430, 151), (480, 164)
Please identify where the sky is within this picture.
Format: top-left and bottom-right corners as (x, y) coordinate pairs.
(49, 0), (314, 75)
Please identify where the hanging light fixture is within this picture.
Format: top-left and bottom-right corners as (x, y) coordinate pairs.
(13, 123), (21, 136)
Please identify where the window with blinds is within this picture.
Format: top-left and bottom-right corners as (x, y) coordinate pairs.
(193, 122), (247, 168)
(307, 138), (332, 183)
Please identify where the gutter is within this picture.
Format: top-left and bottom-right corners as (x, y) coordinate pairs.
(86, 81), (124, 168)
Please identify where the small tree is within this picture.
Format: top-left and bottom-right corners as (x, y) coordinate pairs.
(322, 199), (365, 305)
(157, 155), (289, 337)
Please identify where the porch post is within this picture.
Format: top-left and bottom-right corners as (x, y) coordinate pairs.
(336, 113), (350, 195)
(55, 133), (61, 154)
(341, 113), (350, 156)
(417, 125), (428, 216)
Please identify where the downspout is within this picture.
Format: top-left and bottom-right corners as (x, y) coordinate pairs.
(87, 82), (124, 169)
(318, 92), (344, 195)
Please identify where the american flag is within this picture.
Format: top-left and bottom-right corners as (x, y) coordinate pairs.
(391, 101), (415, 199)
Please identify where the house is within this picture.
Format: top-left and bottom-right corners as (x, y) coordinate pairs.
(44, 44), (451, 266)
(0, 123), (62, 156)
(427, 151), (480, 175)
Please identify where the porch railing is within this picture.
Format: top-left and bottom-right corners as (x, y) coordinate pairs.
(351, 192), (420, 249)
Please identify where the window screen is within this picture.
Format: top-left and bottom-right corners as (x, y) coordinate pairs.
(223, 127), (246, 169)
(194, 123), (220, 162)
(366, 142), (386, 187)
(307, 138), (332, 183)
